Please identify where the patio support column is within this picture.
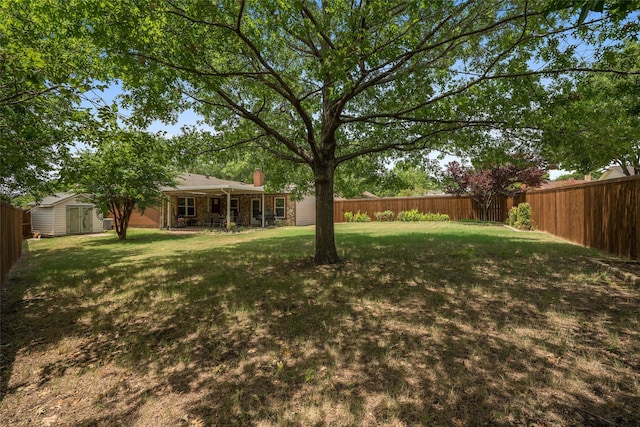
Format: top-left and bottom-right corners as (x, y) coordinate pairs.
(166, 198), (171, 229)
(224, 190), (231, 229)
(262, 193), (265, 228)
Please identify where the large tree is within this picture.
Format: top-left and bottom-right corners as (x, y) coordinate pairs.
(65, 127), (177, 240)
(65, 0), (635, 263)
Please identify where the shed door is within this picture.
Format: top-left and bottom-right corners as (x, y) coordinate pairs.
(67, 206), (93, 234)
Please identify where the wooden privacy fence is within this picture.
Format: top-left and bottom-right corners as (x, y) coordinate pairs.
(334, 195), (510, 223)
(334, 176), (638, 260)
(524, 175), (640, 260)
(1, 201), (24, 285)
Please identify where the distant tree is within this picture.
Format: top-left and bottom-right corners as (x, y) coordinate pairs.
(66, 128), (177, 240)
(169, 128), (259, 183)
(334, 159), (441, 198)
(444, 160), (546, 221)
(179, 153), (257, 184)
(393, 161), (442, 196)
(541, 42), (640, 175)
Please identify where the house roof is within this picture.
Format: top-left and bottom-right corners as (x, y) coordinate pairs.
(599, 166), (638, 180)
(162, 173), (265, 195)
(538, 179), (588, 190)
(28, 192), (90, 207)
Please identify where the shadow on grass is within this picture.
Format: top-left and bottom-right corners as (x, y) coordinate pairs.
(1, 226), (639, 425)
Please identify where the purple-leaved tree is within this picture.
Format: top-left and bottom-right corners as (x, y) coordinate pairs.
(444, 161), (546, 221)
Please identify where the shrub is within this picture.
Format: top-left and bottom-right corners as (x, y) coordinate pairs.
(424, 212), (450, 221)
(344, 211), (371, 222)
(507, 203), (533, 230)
(514, 203), (533, 230)
(397, 209), (449, 222)
(353, 211), (371, 222)
(397, 209), (422, 221)
(507, 206), (518, 227)
(374, 210), (394, 221)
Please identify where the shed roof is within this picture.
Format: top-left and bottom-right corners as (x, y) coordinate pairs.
(28, 192), (90, 207)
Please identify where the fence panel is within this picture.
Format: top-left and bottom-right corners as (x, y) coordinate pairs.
(333, 176), (638, 260)
(334, 195), (502, 222)
(1, 201), (24, 285)
(525, 175), (639, 259)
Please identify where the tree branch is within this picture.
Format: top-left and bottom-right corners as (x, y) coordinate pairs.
(188, 89), (313, 164)
(164, 2), (319, 157)
(336, 121), (491, 164)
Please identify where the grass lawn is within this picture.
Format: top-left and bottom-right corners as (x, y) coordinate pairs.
(1, 223), (639, 426)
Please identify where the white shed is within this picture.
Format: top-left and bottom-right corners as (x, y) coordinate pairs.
(29, 193), (104, 237)
(295, 194), (316, 226)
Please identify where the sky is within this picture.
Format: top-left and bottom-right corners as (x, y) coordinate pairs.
(83, 83), (199, 137)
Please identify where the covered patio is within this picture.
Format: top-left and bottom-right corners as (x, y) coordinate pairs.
(160, 173), (270, 229)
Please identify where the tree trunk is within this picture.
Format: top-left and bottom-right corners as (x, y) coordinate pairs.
(115, 212), (128, 240)
(482, 203), (490, 221)
(313, 162), (340, 265)
(113, 202), (134, 240)
(119, 214), (131, 240)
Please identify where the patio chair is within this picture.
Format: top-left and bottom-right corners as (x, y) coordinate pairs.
(264, 209), (275, 226)
(203, 213), (213, 227)
(210, 212), (222, 228)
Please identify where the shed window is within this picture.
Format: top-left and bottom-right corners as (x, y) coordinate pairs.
(177, 197), (195, 216)
(274, 197), (286, 218)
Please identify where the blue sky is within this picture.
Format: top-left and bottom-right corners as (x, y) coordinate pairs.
(83, 83), (201, 137)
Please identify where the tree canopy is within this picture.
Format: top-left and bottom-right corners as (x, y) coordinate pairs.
(65, 127), (177, 240)
(541, 42), (640, 175)
(0, 0), (108, 200)
(546, 0), (640, 24)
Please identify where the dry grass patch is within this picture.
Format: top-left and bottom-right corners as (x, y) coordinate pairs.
(1, 224), (639, 426)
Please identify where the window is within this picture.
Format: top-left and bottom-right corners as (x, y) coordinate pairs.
(274, 197), (286, 218)
(177, 197), (195, 216)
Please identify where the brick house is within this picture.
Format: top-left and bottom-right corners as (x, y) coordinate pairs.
(127, 170), (315, 229)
